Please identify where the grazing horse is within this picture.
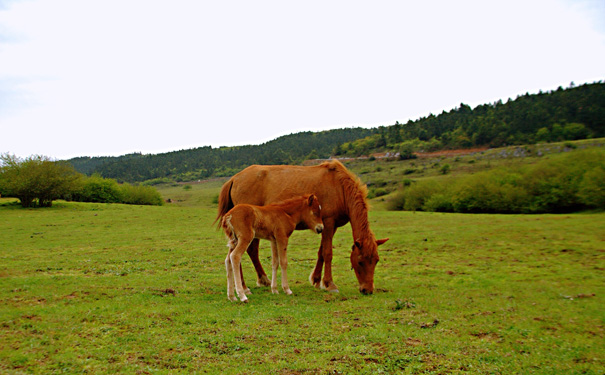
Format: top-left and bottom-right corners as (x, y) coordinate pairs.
(216, 160), (388, 295)
(222, 194), (324, 303)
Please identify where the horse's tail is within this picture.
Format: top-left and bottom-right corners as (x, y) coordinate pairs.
(214, 178), (235, 229)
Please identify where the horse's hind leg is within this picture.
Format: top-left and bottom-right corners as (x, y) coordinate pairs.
(247, 239), (271, 287)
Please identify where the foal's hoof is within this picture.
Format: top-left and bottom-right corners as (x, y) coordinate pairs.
(271, 288), (279, 294)
(244, 287), (252, 295)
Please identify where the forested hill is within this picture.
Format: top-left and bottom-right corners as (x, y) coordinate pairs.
(69, 128), (376, 183)
(69, 81), (604, 183)
(335, 81), (604, 157)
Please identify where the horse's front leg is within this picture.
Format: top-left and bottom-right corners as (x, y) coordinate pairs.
(247, 238), (271, 287)
(310, 221), (339, 292)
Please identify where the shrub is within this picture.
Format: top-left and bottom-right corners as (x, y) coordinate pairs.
(440, 164), (451, 175)
(0, 154), (80, 208)
(578, 166), (605, 209)
(74, 175), (123, 203)
(387, 149), (605, 213)
(120, 184), (164, 206)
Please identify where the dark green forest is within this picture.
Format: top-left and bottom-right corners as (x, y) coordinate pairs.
(337, 81), (604, 157)
(69, 81), (604, 183)
(69, 128), (376, 183)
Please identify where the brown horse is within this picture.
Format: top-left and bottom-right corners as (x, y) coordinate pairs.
(222, 194), (324, 302)
(216, 160), (388, 294)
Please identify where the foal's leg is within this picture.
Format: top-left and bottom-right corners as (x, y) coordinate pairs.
(225, 241), (237, 302)
(270, 240), (280, 294)
(277, 237), (292, 295)
(225, 253), (237, 302)
(231, 237), (253, 303)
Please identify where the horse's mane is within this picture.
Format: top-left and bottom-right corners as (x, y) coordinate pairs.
(320, 161), (375, 243)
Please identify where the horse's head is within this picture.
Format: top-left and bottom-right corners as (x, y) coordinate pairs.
(303, 194), (324, 235)
(350, 237), (388, 294)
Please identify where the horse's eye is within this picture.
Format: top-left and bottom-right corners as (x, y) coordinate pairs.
(358, 261), (364, 267)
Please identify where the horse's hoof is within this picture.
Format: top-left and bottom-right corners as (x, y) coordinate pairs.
(309, 273), (322, 288)
(271, 289), (279, 294)
(244, 288), (252, 295)
(257, 275), (271, 287)
(228, 295), (237, 302)
(284, 289), (293, 295)
(322, 281), (340, 293)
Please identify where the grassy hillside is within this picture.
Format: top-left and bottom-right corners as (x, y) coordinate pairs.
(1, 199), (603, 373)
(154, 138), (605, 213)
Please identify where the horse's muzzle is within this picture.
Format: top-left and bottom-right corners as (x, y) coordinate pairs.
(360, 284), (374, 295)
(315, 224), (324, 234)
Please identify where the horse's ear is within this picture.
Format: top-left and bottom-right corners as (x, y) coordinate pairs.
(308, 194), (315, 206)
(376, 238), (389, 246)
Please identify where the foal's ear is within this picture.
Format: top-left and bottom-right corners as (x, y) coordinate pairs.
(308, 194), (316, 206)
(376, 238), (389, 246)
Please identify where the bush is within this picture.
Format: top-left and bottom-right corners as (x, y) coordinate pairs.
(72, 175), (163, 206)
(0, 154), (80, 207)
(73, 175), (123, 203)
(388, 149), (605, 213)
(578, 166), (605, 209)
(120, 184), (164, 206)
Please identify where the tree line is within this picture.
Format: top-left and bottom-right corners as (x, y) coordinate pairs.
(335, 81), (604, 157)
(69, 128), (376, 183)
(68, 81), (604, 183)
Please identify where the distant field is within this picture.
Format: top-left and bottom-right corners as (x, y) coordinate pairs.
(1, 197), (603, 373)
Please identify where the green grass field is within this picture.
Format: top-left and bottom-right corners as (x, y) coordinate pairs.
(1, 190), (603, 374)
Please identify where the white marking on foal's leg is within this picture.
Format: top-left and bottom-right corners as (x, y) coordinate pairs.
(280, 247), (292, 295)
(230, 252), (248, 303)
(225, 254), (237, 302)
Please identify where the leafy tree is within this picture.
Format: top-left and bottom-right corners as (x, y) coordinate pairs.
(0, 154), (80, 207)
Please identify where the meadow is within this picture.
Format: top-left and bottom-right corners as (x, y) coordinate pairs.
(1, 183), (603, 374)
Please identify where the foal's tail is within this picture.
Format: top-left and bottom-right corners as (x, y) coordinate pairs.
(214, 179), (234, 229)
(221, 214), (238, 249)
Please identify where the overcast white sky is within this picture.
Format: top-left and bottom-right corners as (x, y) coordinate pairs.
(1, 0), (604, 159)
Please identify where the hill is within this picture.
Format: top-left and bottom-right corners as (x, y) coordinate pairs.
(69, 81), (604, 183)
(69, 128), (376, 183)
(336, 81), (604, 157)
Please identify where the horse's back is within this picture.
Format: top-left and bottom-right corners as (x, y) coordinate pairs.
(230, 163), (335, 205)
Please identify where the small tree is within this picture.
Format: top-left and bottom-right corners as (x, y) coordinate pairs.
(0, 154), (80, 207)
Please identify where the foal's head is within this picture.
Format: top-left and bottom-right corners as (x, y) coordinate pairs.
(301, 194), (324, 235)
